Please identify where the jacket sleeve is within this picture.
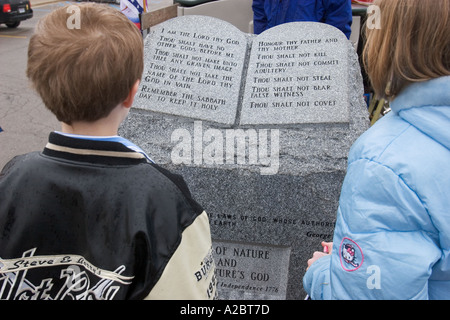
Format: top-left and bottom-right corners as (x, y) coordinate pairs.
(304, 158), (442, 299)
(323, 0), (352, 39)
(303, 255), (332, 300)
(252, 0), (267, 34)
(142, 165), (216, 299)
(144, 211), (216, 299)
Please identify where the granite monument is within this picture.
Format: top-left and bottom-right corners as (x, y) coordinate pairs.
(120, 15), (369, 299)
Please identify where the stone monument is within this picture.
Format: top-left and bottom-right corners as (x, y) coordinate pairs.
(119, 15), (369, 300)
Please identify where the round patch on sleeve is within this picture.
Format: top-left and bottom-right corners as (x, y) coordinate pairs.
(339, 237), (364, 272)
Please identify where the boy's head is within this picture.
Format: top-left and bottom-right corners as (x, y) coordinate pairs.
(27, 3), (143, 125)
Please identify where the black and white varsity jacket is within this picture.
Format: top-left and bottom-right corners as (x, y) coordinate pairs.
(0, 132), (216, 300)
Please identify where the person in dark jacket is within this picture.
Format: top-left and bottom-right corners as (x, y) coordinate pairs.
(0, 3), (216, 300)
(252, 0), (352, 38)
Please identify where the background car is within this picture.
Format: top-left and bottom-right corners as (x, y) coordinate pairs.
(0, 0), (33, 28)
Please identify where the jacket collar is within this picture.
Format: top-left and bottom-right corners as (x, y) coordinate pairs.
(390, 76), (450, 151)
(43, 132), (151, 165)
(391, 76), (450, 113)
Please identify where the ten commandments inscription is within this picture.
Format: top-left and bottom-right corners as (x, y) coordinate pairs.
(240, 24), (349, 125)
(133, 16), (351, 126)
(136, 15), (247, 125)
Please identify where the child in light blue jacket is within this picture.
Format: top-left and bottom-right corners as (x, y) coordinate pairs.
(303, 0), (450, 299)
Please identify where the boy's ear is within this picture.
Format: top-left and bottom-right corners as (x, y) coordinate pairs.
(123, 80), (140, 108)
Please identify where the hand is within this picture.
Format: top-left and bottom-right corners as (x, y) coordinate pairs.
(321, 241), (333, 254)
(306, 241), (332, 270)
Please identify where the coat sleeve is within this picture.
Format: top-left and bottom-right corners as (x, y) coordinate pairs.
(304, 158), (442, 299)
(252, 0), (267, 34)
(303, 255), (332, 300)
(323, 0), (352, 39)
(144, 211), (216, 300)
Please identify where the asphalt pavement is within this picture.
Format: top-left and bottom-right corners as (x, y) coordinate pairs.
(0, 0), (120, 169)
(31, 0), (60, 6)
(0, 2), (59, 169)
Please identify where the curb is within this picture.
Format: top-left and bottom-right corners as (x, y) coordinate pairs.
(30, 0), (62, 7)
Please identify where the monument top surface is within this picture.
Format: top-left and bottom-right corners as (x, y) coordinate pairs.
(133, 16), (352, 127)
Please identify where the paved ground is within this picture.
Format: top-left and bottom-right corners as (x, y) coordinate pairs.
(1, 1), (57, 169)
(0, 0), (119, 169)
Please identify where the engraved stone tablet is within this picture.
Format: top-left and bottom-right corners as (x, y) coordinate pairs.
(213, 240), (291, 300)
(134, 15), (248, 125)
(240, 22), (349, 126)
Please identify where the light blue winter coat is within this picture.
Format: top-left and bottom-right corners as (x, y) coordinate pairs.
(303, 76), (450, 299)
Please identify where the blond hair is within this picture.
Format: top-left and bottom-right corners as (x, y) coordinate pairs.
(27, 3), (143, 124)
(363, 0), (450, 99)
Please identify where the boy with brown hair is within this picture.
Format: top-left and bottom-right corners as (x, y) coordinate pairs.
(0, 3), (216, 300)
